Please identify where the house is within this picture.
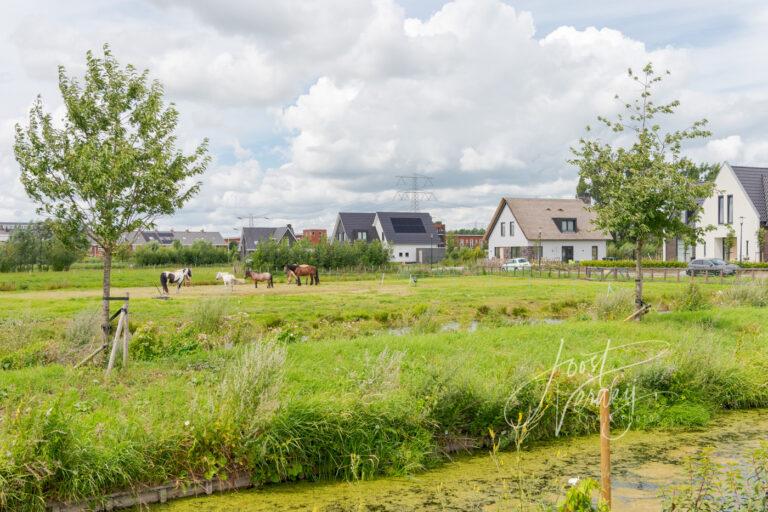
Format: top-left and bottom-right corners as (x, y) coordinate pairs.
(0, 222), (36, 243)
(122, 229), (227, 250)
(483, 197), (610, 262)
(331, 211), (444, 263)
(301, 229), (327, 245)
(454, 234), (484, 248)
(239, 225), (297, 256)
(664, 163), (768, 262)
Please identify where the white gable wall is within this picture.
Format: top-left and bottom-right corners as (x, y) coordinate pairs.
(695, 164), (762, 261)
(486, 202), (529, 258)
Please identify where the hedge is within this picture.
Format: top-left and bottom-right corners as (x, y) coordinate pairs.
(578, 259), (687, 268)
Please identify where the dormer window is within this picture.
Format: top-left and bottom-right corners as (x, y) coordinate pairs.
(555, 218), (577, 233)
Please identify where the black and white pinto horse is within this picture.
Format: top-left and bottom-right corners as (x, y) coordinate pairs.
(160, 268), (192, 294)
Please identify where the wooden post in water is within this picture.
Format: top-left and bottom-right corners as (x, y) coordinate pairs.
(600, 388), (612, 508)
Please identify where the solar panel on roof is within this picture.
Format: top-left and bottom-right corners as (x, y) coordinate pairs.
(391, 217), (426, 233)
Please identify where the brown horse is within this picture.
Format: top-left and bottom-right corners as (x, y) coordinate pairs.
(245, 269), (274, 288)
(284, 264), (319, 286)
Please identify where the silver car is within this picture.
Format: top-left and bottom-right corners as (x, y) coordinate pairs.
(685, 258), (740, 276)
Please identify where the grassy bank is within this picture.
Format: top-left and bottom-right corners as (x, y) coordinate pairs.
(2, 277), (768, 509)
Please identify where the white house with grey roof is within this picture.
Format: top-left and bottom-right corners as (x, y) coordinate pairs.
(664, 163), (768, 262)
(483, 198), (611, 263)
(331, 211), (444, 263)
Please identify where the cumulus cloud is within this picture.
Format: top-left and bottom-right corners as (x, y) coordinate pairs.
(1, 0), (767, 234)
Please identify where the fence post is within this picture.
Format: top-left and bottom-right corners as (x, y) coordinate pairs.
(600, 388), (612, 508)
(122, 293), (130, 369)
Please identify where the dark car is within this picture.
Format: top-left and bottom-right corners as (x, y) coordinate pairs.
(685, 258), (740, 276)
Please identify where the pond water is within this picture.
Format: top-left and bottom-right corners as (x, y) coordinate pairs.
(154, 409), (768, 511)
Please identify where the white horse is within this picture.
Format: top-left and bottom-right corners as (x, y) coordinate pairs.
(215, 271), (242, 291)
(160, 268), (192, 294)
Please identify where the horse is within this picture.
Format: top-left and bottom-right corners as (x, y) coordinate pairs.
(160, 268), (192, 294)
(284, 264), (319, 286)
(216, 271), (242, 291)
(245, 269), (274, 288)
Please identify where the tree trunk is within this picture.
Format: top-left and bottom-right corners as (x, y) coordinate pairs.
(634, 240), (644, 319)
(102, 248), (112, 344)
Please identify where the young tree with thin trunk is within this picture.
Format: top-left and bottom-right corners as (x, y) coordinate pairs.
(14, 45), (209, 340)
(569, 63), (715, 318)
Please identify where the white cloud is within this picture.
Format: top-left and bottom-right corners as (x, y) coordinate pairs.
(1, 0), (767, 234)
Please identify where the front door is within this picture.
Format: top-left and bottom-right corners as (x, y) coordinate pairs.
(562, 246), (574, 262)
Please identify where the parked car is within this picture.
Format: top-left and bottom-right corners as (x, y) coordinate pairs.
(502, 258), (532, 271)
(685, 258), (740, 276)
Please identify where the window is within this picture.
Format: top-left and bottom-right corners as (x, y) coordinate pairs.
(727, 195), (733, 224)
(509, 221), (515, 236)
(555, 218), (576, 233)
(718, 196), (724, 224)
(398, 252), (403, 257)
(746, 240), (749, 260)
(500, 222), (506, 237)
(494, 247), (502, 258)
(592, 245), (598, 259)
(405, 252), (409, 257)
(356, 231), (367, 241)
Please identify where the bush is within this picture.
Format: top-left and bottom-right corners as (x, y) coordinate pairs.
(579, 259), (686, 268)
(593, 289), (634, 320)
(132, 240), (231, 266)
(192, 298), (229, 333)
(63, 310), (102, 347)
(246, 238), (392, 272)
(721, 280), (768, 307)
(674, 283), (709, 311)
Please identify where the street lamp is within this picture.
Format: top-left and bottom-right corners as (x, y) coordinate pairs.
(739, 216), (744, 262)
(537, 227), (542, 270)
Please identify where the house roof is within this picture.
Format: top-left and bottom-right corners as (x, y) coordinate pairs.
(123, 230), (225, 246)
(334, 213), (379, 241)
(731, 165), (768, 222)
(375, 212), (440, 245)
(483, 198), (611, 242)
(173, 230), (226, 246)
(240, 226), (296, 251)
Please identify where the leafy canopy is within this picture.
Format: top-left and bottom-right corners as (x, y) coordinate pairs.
(570, 63), (716, 248)
(14, 45), (209, 252)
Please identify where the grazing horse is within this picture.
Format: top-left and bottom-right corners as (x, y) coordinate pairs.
(216, 271), (242, 291)
(245, 269), (274, 288)
(284, 264), (319, 286)
(160, 268), (192, 294)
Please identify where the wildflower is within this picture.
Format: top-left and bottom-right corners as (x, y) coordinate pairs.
(568, 477), (580, 487)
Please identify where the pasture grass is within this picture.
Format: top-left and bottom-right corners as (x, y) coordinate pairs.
(2, 275), (768, 508)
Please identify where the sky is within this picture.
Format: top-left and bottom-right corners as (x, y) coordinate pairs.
(1, 1), (767, 236)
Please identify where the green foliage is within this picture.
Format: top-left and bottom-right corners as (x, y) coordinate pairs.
(557, 478), (609, 512)
(579, 259), (686, 268)
(674, 283), (709, 312)
(607, 239), (661, 260)
(14, 45), (209, 254)
(721, 280), (768, 307)
(132, 240), (230, 266)
(0, 221), (88, 272)
(246, 238), (391, 271)
(593, 289), (634, 319)
(570, 63), (716, 308)
(661, 444), (768, 511)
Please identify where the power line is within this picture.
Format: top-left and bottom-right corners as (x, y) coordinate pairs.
(237, 213), (270, 227)
(394, 175), (436, 212)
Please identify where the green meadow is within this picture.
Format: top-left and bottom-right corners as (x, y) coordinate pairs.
(2, 271), (768, 510)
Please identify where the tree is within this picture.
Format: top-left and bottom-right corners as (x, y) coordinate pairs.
(14, 45), (209, 340)
(570, 63), (715, 316)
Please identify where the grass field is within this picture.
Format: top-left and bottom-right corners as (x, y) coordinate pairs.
(2, 269), (768, 509)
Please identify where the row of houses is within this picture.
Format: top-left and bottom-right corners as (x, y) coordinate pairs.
(10, 162), (763, 265)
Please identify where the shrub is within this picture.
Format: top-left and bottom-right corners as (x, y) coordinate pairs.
(674, 283), (709, 311)
(721, 280), (768, 307)
(216, 341), (286, 429)
(192, 298), (229, 333)
(354, 348), (406, 398)
(578, 259), (686, 268)
(593, 289), (634, 320)
(63, 310), (102, 347)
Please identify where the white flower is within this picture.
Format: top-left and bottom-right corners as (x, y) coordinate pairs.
(568, 477), (580, 487)
(184, 420), (191, 427)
